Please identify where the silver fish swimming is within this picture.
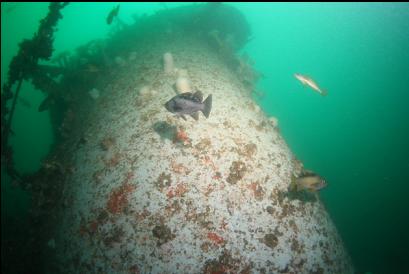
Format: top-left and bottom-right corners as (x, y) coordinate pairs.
(290, 170), (327, 192)
(165, 90), (212, 121)
(294, 73), (327, 96)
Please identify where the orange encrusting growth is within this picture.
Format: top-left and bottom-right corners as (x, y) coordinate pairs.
(207, 232), (225, 245)
(107, 183), (136, 214)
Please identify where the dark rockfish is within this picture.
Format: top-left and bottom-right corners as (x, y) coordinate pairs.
(165, 90), (212, 121)
(106, 5), (120, 25)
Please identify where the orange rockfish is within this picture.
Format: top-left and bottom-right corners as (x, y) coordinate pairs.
(294, 73), (327, 96)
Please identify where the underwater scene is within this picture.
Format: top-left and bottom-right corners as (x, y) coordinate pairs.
(1, 2), (409, 274)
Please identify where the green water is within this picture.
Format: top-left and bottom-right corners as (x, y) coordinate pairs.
(1, 3), (408, 273)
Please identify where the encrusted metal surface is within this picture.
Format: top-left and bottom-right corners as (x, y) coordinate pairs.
(55, 36), (353, 274)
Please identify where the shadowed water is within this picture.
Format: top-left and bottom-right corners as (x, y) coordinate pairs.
(1, 3), (408, 274)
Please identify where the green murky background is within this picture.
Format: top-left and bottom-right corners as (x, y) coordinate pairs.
(2, 3), (408, 273)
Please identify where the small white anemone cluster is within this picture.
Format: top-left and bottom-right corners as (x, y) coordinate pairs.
(128, 51), (137, 61)
(177, 69), (188, 78)
(139, 85), (157, 97)
(269, 116), (279, 128)
(163, 52), (176, 75)
(88, 88), (100, 100)
(163, 52), (191, 93)
(175, 76), (192, 93)
(115, 56), (127, 67)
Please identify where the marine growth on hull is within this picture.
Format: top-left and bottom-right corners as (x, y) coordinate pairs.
(1, 3), (353, 274)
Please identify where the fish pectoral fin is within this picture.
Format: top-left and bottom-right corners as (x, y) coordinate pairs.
(193, 90), (203, 102)
(190, 112), (199, 121)
(308, 187), (318, 193)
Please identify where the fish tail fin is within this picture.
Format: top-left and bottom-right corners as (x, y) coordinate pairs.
(321, 89), (328, 96)
(289, 175), (298, 192)
(202, 94), (212, 118)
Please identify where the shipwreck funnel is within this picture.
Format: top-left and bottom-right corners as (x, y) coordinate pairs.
(46, 4), (353, 273)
